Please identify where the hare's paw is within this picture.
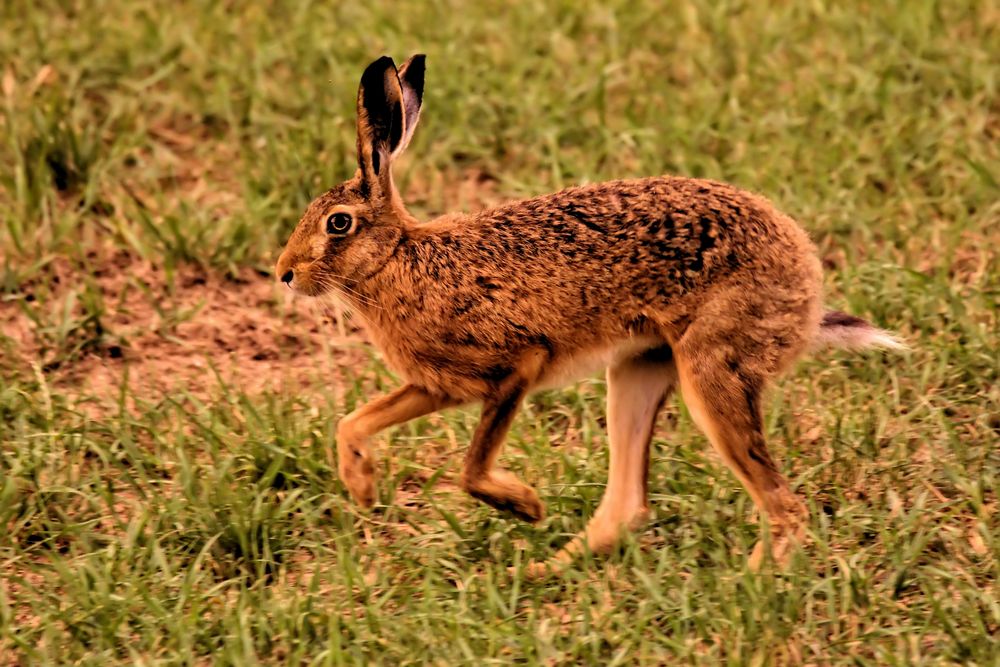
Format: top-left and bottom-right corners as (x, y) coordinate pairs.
(582, 506), (652, 554)
(463, 469), (545, 523)
(506, 487), (546, 524)
(516, 507), (652, 580)
(336, 431), (376, 508)
(517, 556), (570, 581)
(340, 460), (376, 508)
(748, 512), (807, 571)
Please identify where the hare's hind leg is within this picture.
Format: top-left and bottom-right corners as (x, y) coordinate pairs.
(588, 346), (677, 548)
(530, 345), (677, 576)
(337, 384), (460, 507)
(674, 347), (807, 570)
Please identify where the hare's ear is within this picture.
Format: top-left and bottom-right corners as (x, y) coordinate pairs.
(392, 54), (426, 160)
(356, 56), (405, 190)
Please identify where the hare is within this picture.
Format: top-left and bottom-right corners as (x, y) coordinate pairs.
(275, 55), (903, 574)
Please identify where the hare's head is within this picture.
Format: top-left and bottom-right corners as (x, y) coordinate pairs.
(276, 55), (425, 296)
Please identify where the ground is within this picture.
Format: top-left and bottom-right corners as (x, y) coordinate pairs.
(1, 1), (998, 665)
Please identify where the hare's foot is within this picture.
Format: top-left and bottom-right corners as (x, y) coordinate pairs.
(748, 501), (807, 571)
(519, 506), (651, 580)
(580, 505), (652, 554)
(334, 384), (460, 509)
(463, 469), (545, 523)
(336, 429), (376, 508)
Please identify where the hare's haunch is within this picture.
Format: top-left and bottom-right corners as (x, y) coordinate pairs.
(276, 55), (903, 575)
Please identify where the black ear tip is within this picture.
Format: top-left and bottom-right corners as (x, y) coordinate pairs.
(362, 55), (397, 81)
(400, 55), (426, 95)
(360, 56), (399, 95)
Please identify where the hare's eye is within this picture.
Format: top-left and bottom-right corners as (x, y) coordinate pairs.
(326, 212), (354, 235)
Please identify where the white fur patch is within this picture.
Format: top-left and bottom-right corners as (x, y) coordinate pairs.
(537, 336), (664, 389)
(814, 325), (908, 351)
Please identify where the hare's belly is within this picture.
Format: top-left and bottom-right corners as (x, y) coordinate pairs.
(535, 336), (664, 390)
(373, 328), (664, 398)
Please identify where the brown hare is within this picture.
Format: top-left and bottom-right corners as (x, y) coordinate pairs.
(275, 55), (903, 575)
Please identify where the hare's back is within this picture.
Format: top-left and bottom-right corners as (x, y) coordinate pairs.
(466, 176), (815, 287)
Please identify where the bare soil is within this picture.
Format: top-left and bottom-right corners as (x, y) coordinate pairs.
(0, 162), (513, 421)
(1, 247), (368, 408)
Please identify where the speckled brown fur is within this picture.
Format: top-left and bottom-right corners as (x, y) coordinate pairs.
(276, 55), (900, 574)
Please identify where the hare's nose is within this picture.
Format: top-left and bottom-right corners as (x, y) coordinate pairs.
(281, 269), (294, 284)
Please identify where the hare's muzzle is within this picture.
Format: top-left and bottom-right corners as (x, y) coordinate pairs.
(275, 251), (294, 288)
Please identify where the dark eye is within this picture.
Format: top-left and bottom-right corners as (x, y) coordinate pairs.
(326, 212), (353, 235)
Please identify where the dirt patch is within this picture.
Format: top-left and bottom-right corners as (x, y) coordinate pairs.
(0, 163), (514, 410)
(1, 247), (368, 408)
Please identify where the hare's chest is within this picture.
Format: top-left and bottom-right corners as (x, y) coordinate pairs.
(366, 326), (493, 398)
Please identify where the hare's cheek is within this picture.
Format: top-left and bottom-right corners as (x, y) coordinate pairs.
(290, 269), (322, 296)
(310, 235), (328, 257)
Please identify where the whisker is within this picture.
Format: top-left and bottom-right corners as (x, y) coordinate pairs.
(319, 273), (382, 311)
(317, 280), (380, 320)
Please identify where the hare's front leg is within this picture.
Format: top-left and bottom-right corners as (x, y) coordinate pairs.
(337, 384), (458, 507)
(461, 377), (545, 523)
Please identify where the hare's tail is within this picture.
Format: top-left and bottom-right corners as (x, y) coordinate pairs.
(813, 310), (907, 351)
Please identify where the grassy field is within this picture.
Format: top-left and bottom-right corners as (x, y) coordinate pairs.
(1, 0), (998, 664)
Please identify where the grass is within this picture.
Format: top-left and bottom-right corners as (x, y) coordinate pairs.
(1, 0), (998, 664)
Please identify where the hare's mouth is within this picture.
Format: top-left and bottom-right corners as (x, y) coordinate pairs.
(279, 275), (319, 298)
(278, 260), (336, 298)
(287, 276), (330, 298)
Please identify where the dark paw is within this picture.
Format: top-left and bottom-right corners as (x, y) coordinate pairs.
(470, 488), (545, 523)
(510, 493), (546, 523)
